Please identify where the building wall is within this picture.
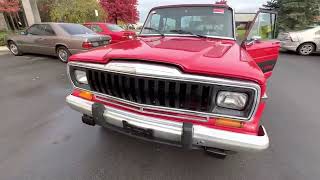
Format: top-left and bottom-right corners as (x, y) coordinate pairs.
(0, 13), (8, 31)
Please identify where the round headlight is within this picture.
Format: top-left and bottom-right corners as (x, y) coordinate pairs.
(216, 91), (248, 110)
(74, 70), (88, 84)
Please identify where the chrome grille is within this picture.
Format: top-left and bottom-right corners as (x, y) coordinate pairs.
(87, 69), (216, 112)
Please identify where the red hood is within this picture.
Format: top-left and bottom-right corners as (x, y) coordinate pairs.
(69, 37), (265, 85)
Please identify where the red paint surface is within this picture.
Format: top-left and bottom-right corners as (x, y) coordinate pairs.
(84, 22), (136, 44)
(69, 37), (267, 85)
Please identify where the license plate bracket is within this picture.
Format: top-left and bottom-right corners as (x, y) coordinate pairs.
(123, 121), (153, 139)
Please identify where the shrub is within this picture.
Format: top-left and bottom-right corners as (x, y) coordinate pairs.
(0, 31), (8, 46)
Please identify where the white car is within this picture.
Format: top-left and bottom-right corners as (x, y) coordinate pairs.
(278, 26), (320, 55)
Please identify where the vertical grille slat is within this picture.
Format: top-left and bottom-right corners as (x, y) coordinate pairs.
(144, 80), (151, 104)
(164, 81), (170, 107)
(135, 78), (142, 103)
(185, 84), (192, 110)
(154, 80), (160, 105)
(174, 82), (180, 108)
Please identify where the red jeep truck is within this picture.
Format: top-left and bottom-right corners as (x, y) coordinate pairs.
(66, 4), (280, 158)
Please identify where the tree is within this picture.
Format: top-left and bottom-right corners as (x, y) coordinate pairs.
(0, 0), (21, 31)
(50, 0), (106, 23)
(100, 0), (139, 24)
(263, 0), (320, 31)
(37, 0), (55, 22)
(0, 0), (20, 12)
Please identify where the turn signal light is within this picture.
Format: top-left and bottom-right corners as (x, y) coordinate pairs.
(215, 118), (243, 128)
(78, 90), (93, 101)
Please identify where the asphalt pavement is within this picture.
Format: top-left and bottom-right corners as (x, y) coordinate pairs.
(0, 50), (320, 180)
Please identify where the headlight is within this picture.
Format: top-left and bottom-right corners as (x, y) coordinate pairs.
(74, 70), (88, 84)
(216, 91), (248, 110)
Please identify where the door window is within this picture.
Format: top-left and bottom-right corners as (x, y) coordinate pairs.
(41, 24), (56, 36)
(247, 12), (276, 40)
(91, 25), (103, 33)
(27, 24), (44, 35)
(316, 30), (320, 35)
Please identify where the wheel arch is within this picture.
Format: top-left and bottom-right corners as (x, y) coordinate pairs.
(298, 41), (317, 51)
(55, 43), (69, 51)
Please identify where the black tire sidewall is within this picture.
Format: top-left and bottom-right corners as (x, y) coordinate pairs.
(298, 43), (315, 56)
(56, 46), (71, 63)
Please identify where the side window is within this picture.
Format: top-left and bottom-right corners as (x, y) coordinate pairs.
(91, 25), (103, 33)
(27, 25), (43, 35)
(84, 24), (92, 29)
(316, 30), (320, 36)
(247, 12), (276, 40)
(162, 17), (176, 33)
(42, 24), (56, 36)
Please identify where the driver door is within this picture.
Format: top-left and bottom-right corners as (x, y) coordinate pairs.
(243, 10), (280, 79)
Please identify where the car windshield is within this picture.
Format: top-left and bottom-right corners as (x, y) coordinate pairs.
(59, 24), (95, 35)
(106, 24), (124, 32)
(141, 6), (234, 39)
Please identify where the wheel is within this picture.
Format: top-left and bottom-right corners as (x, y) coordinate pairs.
(56, 46), (71, 63)
(8, 41), (22, 56)
(297, 43), (315, 56)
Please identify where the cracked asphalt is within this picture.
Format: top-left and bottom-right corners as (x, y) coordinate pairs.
(0, 50), (320, 180)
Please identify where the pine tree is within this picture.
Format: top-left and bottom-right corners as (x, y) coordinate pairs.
(263, 0), (320, 31)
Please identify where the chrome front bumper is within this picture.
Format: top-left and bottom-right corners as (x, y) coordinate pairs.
(66, 95), (269, 152)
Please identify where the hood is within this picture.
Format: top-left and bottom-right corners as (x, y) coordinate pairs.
(69, 36), (265, 84)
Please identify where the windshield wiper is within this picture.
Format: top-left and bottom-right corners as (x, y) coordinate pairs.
(170, 29), (208, 38)
(143, 27), (165, 37)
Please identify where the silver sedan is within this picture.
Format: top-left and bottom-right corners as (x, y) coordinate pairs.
(278, 26), (320, 56)
(6, 23), (111, 62)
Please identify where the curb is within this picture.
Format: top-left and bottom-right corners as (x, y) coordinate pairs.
(0, 46), (8, 51)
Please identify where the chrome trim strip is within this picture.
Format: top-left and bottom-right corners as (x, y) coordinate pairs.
(94, 96), (208, 122)
(66, 95), (269, 152)
(68, 61), (261, 121)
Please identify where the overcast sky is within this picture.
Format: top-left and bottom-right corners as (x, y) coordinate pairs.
(137, 0), (269, 23)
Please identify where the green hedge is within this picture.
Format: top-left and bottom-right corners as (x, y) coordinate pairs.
(0, 31), (8, 46)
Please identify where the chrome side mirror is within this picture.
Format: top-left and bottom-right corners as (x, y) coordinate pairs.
(246, 36), (262, 46)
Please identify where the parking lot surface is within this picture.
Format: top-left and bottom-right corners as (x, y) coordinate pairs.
(0, 50), (320, 180)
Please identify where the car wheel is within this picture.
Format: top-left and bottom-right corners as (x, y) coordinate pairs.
(56, 46), (71, 63)
(297, 43), (315, 56)
(8, 41), (22, 56)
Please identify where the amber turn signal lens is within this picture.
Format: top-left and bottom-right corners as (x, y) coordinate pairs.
(78, 91), (93, 101)
(215, 118), (243, 128)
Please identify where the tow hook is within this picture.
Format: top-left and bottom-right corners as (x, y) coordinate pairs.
(82, 114), (95, 126)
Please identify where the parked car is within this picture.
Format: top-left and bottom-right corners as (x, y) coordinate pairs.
(6, 23), (111, 62)
(84, 22), (136, 44)
(66, 4), (280, 158)
(278, 26), (320, 55)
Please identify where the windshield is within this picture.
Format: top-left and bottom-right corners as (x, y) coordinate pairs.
(59, 24), (95, 35)
(106, 24), (124, 32)
(141, 6), (234, 38)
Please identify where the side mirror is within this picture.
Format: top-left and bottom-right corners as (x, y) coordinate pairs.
(20, 31), (27, 35)
(244, 36), (262, 46)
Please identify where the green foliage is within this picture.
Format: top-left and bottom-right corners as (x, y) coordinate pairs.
(0, 31), (8, 46)
(264, 0), (320, 31)
(50, 0), (106, 23)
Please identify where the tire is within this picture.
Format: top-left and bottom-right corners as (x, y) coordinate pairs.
(56, 46), (71, 63)
(297, 43), (315, 56)
(8, 41), (22, 56)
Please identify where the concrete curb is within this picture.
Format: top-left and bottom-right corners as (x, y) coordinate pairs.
(0, 46), (8, 51)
